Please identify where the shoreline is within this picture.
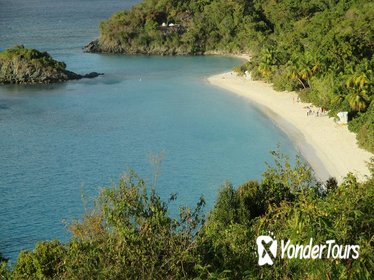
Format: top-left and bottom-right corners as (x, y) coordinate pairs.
(208, 71), (373, 183)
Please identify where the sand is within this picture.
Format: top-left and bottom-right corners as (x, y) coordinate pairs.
(208, 71), (373, 183)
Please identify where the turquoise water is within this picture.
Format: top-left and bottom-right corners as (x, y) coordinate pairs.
(0, 1), (298, 261)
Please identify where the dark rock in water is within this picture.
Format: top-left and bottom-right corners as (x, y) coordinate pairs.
(83, 40), (101, 53)
(84, 39), (124, 54)
(0, 104), (10, 110)
(82, 72), (104, 79)
(0, 45), (103, 85)
(64, 70), (81, 80)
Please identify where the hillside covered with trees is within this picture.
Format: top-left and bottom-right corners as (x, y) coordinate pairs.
(84, 0), (374, 153)
(1, 153), (373, 279)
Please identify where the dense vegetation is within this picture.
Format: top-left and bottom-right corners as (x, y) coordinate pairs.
(236, 0), (374, 154)
(85, 0), (257, 54)
(0, 45), (67, 71)
(86, 0), (374, 152)
(1, 153), (373, 279)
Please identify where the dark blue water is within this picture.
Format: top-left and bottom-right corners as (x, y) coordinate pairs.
(0, 0), (298, 262)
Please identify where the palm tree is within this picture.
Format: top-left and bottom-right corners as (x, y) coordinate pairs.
(298, 63), (312, 88)
(258, 62), (272, 78)
(345, 71), (371, 112)
(346, 90), (369, 112)
(257, 48), (277, 78)
(345, 72), (369, 90)
(285, 60), (310, 89)
(332, 93), (345, 107)
(298, 53), (323, 89)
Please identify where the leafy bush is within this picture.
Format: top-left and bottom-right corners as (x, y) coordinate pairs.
(12, 241), (66, 279)
(271, 69), (299, 91)
(233, 62), (250, 76)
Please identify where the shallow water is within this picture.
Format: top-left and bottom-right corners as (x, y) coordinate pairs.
(0, 0), (298, 261)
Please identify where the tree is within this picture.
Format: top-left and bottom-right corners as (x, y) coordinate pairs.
(345, 72), (371, 112)
(64, 171), (206, 279)
(257, 48), (278, 78)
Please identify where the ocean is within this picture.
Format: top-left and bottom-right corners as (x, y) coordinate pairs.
(0, 0), (298, 261)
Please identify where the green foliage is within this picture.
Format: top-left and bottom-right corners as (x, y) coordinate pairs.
(271, 68), (300, 92)
(196, 151), (313, 279)
(349, 102), (374, 153)
(96, 0), (254, 54)
(12, 241), (66, 279)
(4, 153), (374, 279)
(355, 103), (374, 153)
(0, 45), (66, 71)
(197, 152), (374, 279)
(242, 1), (373, 151)
(0, 253), (10, 279)
(252, 174), (374, 279)
(232, 62), (250, 76)
(66, 172), (205, 279)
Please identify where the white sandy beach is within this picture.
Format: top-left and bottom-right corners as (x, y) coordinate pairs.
(208, 71), (373, 183)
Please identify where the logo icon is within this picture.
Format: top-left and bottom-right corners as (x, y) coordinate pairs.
(256, 233), (360, 266)
(256, 234), (277, 266)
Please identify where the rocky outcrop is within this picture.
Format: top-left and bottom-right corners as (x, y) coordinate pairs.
(83, 39), (197, 56)
(0, 45), (103, 85)
(83, 40), (102, 53)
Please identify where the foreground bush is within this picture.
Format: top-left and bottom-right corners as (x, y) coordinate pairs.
(2, 153), (373, 279)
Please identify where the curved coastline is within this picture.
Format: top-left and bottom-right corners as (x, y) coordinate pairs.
(208, 71), (373, 183)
